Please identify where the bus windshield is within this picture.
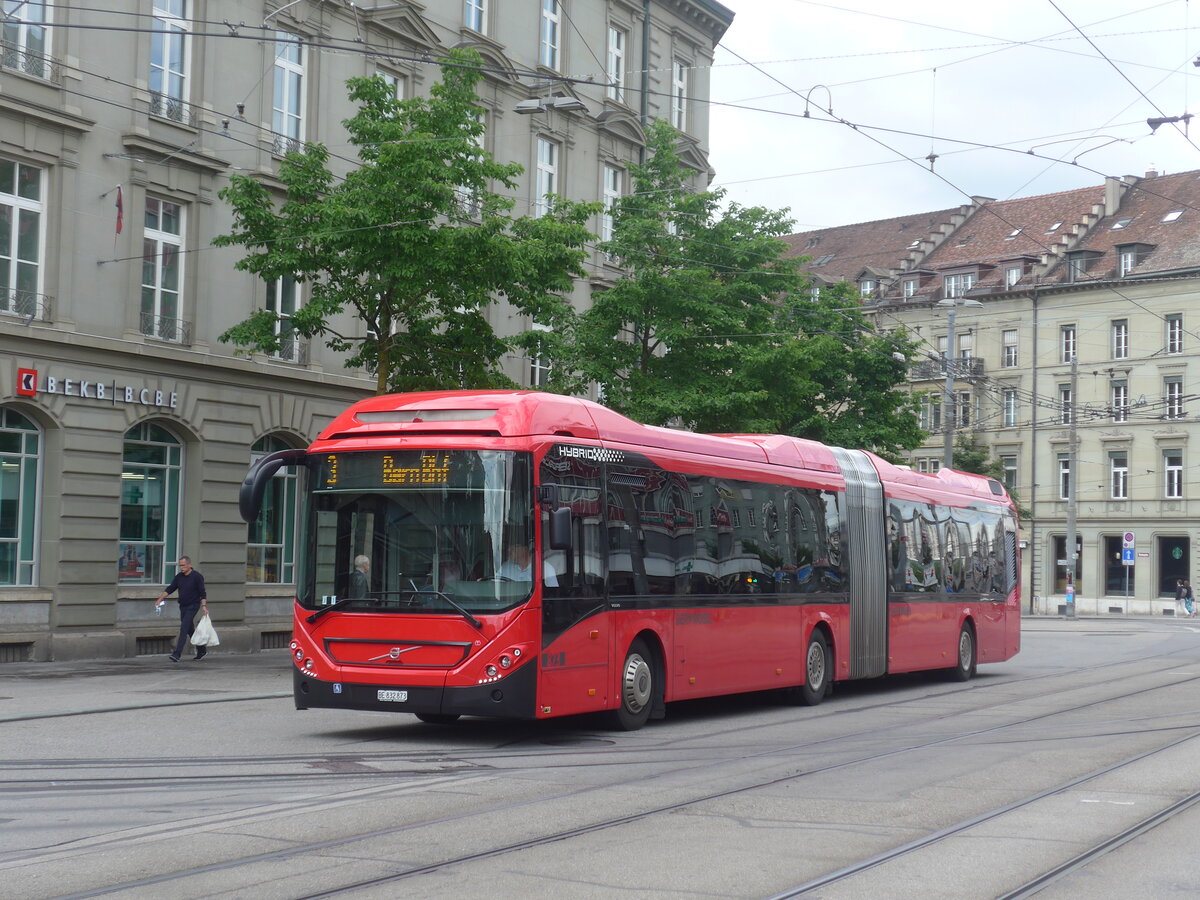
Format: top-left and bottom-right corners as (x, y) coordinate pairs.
(297, 449), (535, 615)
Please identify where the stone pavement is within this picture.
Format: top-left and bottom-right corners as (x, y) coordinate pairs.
(0, 649), (294, 723)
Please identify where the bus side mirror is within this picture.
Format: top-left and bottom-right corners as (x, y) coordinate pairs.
(239, 448), (308, 522)
(549, 506), (572, 550)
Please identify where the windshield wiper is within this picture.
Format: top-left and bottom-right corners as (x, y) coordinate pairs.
(407, 586), (484, 630)
(306, 596), (359, 624)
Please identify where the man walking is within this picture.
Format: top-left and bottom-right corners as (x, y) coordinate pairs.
(155, 556), (208, 661)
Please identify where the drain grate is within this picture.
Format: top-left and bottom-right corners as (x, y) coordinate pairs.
(0, 643), (33, 664)
(261, 631), (291, 650)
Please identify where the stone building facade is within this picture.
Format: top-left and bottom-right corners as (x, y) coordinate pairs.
(0, 0), (733, 660)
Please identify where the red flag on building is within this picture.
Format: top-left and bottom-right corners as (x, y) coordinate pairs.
(115, 186), (123, 234)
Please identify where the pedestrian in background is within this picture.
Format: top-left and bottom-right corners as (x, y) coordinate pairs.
(155, 556), (208, 661)
(1174, 579), (1188, 617)
(1186, 580), (1196, 617)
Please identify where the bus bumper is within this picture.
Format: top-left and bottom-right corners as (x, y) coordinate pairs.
(292, 661), (537, 719)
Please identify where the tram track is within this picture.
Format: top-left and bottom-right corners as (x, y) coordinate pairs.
(21, 656), (1200, 900)
(2, 651), (1194, 800)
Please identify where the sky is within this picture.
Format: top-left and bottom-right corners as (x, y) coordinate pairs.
(707, 0), (1200, 230)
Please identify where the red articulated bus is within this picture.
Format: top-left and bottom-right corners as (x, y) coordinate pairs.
(240, 390), (1020, 730)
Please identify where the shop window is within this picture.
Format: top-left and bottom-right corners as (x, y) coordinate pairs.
(247, 435), (299, 584)
(0, 407), (40, 585)
(119, 422), (182, 584)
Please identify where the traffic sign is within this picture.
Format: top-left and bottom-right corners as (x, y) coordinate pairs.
(1121, 548), (1135, 566)
(1123, 531), (1135, 549)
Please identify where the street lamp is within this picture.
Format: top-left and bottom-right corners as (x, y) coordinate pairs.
(935, 296), (983, 469)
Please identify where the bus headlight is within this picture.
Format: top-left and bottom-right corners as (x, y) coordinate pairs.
(499, 655), (512, 669)
(485, 664), (498, 677)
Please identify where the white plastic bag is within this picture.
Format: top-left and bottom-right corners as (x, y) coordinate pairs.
(191, 613), (220, 647)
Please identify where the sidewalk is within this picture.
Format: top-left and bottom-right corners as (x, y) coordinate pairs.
(0, 649), (294, 723)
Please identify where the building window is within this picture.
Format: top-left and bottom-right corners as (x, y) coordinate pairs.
(376, 68), (406, 100)
(528, 323), (551, 387)
(464, 0), (486, 33)
(267, 275), (301, 362)
(1067, 254), (1090, 282)
(1060, 324), (1076, 362)
(539, 0), (560, 70)
(1002, 329), (1018, 367)
(1118, 248), (1137, 276)
(601, 164), (621, 243)
(957, 332), (973, 359)
(1002, 389), (1018, 427)
(1165, 376), (1184, 419)
(247, 435), (299, 584)
(943, 272), (976, 298)
(606, 26), (626, 103)
(1111, 319), (1128, 359)
(119, 423), (181, 584)
(1111, 381), (1128, 423)
(1059, 385), (1073, 424)
(859, 279), (875, 298)
(1165, 451), (1183, 498)
(0, 407), (40, 586)
(671, 59), (688, 130)
(1058, 454), (1071, 500)
(929, 395), (942, 431)
(150, 0), (189, 121)
(535, 137), (558, 217)
(0, 158), (42, 318)
(2, 0), (50, 79)
(956, 390), (972, 428)
(1005, 265), (1022, 288)
(141, 197), (184, 342)
(1166, 314), (1183, 354)
(1110, 452), (1128, 499)
(272, 32), (305, 153)
(902, 278), (917, 298)
(1000, 455), (1017, 491)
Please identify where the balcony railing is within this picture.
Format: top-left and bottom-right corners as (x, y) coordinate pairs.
(148, 91), (198, 127)
(272, 132), (305, 157)
(0, 41), (60, 82)
(140, 311), (192, 345)
(910, 357), (986, 382)
(0, 290), (53, 322)
(272, 338), (309, 365)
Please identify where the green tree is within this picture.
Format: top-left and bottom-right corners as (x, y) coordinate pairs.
(215, 49), (598, 393)
(559, 119), (924, 457)
(954, 433), (1029, 517)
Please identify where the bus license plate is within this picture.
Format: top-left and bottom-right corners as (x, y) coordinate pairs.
(377, 690), (408, 702)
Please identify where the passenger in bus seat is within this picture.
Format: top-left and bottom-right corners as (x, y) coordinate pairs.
(349, 555), (370, 598)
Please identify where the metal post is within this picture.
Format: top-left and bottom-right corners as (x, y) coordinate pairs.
(943, 304), (957, 470)
(1065, 352), (1078, 617)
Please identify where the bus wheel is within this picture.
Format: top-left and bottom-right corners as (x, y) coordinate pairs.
(951, 624), (976, 682)
(612, 639), (654, 730)
(800, 630), (830, 706)
(416, 713), (461, 725)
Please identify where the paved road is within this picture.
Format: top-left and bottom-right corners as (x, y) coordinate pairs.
(2, 615), (1199, 899)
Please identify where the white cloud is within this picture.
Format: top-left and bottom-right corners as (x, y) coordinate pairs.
(710, 0), (1200, 228)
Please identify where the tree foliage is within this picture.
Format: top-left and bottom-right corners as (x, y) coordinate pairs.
(214, 49), (598, 393)
(557, 120), (924, 457)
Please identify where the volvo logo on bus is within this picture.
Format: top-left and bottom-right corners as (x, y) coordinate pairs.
(368, 646), (420, 662)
